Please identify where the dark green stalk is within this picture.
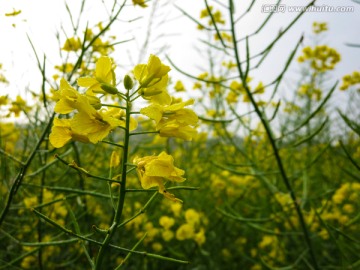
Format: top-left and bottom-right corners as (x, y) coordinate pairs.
(228, 1), (319, 269)
(0, 113), (55, 227)
(94, 82), (131, 269)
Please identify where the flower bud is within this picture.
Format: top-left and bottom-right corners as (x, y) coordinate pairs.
(123, 74), (134, 90)
(100, 83), (119, 95)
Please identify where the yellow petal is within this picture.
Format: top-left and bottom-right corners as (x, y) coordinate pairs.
(49, 126), (72, 148)
(77, 77), (98, 87)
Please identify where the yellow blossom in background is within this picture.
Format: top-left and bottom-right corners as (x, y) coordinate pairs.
(110, 150), (121, 168)
(0, 95), (9, 106)
(192, 82), (202, 90)
(133, 152), (186, 202)
(297, 84), (322, 101)
(54, 63), (74, 73)
(222, 61), (237, 70)
(174, 80), (185, 92)
(8, 95), (30, 117)
(62, 37), (82, 52)
(185, 208), (200, 226)
(297, 45), (341, 72)
(340, 71), (360, 91)
(200, 6), (226, 26)
(162, 230), (174, 242)
(226, 91), (238, 104)
(253, 82), (265, 94)
(214, 32), (232, 43)
(176, 223), (195, 240)
(313, 22), (328, 34)
(0, 64), (9, 84)
(5, 9), (22, 16)
(194, 228), (206, 246)
(200, 6), (213, 18)
(152, 242), (163, 252)
(171, 202), (182, 216)
(77, 56), (116, 95)
(133, 0), (148, 8)
(159, 216), (175, 230)
(0, 122), (20, 153)
(197, 72), (208, 80)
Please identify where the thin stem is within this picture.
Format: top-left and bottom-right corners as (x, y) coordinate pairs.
(94, 72), (132, 270)
(0, 113), (55, 227)
(228, 1), (319, 269)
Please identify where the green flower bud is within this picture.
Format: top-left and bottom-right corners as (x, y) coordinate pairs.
(123, 74), (134, 90)
(100, 83), (119, 95)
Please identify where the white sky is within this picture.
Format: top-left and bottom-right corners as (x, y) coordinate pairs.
(0, 0), (359, 107)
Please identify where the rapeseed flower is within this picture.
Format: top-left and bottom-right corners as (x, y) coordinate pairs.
(133, 0), (148, 8)
(133, 151), (186, 202)
(54, 78), (100, 115)
(62, 37), (82, 51)
(134, 54), (171, 104)
(77, 56), (117, 95)
(140, 98), (198, 140)
(49, 118), (90, 148)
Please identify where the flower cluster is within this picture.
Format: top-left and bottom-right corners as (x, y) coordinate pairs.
(133, 151), (186, 202)
(50, 54), (198, 202)
(49, 57), (137, 148)
(297, 45), (341, 72)
(340, 71), (360, 91)
(312, 22), (328, 34)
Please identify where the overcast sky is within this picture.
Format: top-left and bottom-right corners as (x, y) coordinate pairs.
(1, 0), (359, 107)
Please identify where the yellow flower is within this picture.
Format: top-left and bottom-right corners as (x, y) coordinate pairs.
(78, 56), (116, 95)
(9, 95), (30, 117)
(140, 99), (198, 140)
(313, 22), (328, 34)
(133, 152), (186, 202)
(140, 75), (171, 105)
(0, 95), (8, 106)
(297, 45), (341, 72)
(134, 55), (171, 104)
(226, 91), (238, 104)
(340, 71), (360, 91)
(71, 108), (134, 144)
(159, 216), (175, 230)
(162, 230), (174, 242)
(133, 0), (148, 8)
(185, 208), (200, 226)
(152, 242), (163, 252)
(176, 224), (194, 240)
(200, 6), (213, 18)
(158, 121), (198, 141)
(54, 78), (99, 115)
(174, 80), (185, 92)
(62, 37), (82, 51)
(171, 202), (182, 216)
(194, 228), (206, 246)
(49, 118), (90, 148)
(5, 9), (22, 16)
(134, 54), (170, 87)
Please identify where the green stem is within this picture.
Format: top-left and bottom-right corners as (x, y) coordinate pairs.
(94, 81), (132, 270)
(0, 113), (55, 227)
(129, 130), (159, 136)
(228, 1), (319, 269)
